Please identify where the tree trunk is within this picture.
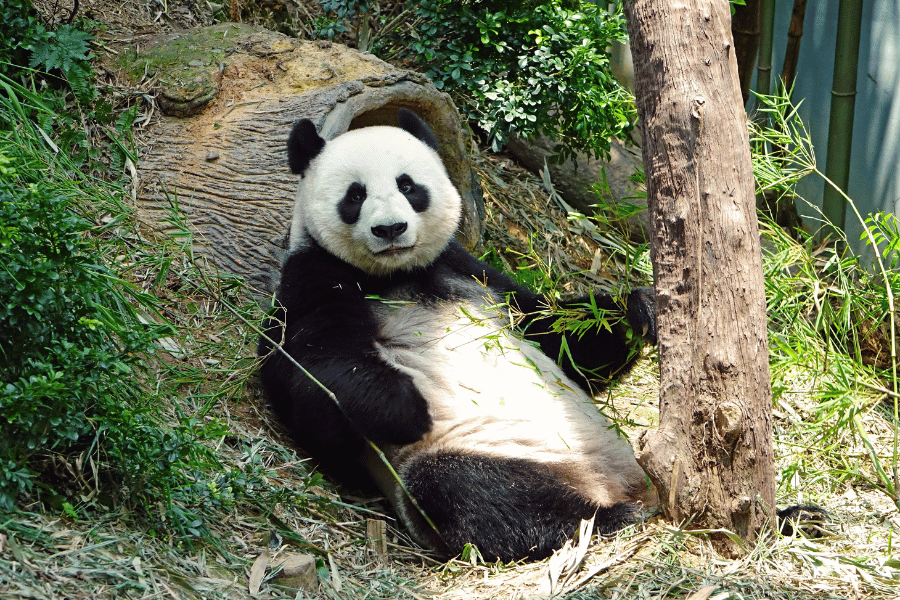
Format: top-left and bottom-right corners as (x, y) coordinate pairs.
(731, 0), (761, 106)
(623, 0), (775, 555)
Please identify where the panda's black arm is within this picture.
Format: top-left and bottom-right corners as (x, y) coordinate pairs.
(522, 288), (656, 386)
(438, 241), (656, 387)
(260, 248), (432, 449)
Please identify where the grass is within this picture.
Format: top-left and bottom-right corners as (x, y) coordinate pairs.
(1, 54), (899, 600)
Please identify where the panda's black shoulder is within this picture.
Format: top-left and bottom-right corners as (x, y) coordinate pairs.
(275, 241), (370, 311)
(429, 240), (536, 299)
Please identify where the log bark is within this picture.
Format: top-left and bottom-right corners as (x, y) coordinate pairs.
(623, 0), (775, 554)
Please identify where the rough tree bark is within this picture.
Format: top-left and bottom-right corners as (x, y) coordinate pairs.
(623, 0), (775, 554)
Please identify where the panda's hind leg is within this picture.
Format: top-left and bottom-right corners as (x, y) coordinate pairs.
(399, 451), (639, 562)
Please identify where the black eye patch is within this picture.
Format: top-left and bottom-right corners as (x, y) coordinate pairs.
(397, 174), (430, 213)
(338, 182), (366, 224)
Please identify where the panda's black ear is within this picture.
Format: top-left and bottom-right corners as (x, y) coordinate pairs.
(287, 119), (326, 176)
(397, 108), (439, 151)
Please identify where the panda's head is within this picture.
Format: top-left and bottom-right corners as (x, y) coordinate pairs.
(286, 109), (463, 276)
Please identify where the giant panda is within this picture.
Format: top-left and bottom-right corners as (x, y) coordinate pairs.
(258, 109), (659, 562)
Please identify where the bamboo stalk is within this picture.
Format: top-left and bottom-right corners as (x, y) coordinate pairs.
(822, 0), (864, 238)
(732, 0), (761, 105)
(755, 0), (776, 100)
(779, 0), (808, 95)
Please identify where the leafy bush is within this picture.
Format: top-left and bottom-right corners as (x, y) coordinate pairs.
(410, 0), (634, 161)
(0, 76), (264, 540)
(0, 0), (96, 104)
(0, 172), (149, 507)
(315, 0), (636, 162)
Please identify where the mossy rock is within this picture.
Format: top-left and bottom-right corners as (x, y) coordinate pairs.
(113, 24), (483, 298)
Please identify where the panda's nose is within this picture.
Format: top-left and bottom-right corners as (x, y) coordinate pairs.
(371, 222), (407, 241)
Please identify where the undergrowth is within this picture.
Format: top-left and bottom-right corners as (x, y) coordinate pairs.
(0, 61), (326, 553)
(0, 0), (96, 104)
(750, 91), (899, 506)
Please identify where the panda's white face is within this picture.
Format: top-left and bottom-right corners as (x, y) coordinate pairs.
(292, 125), (462, 276)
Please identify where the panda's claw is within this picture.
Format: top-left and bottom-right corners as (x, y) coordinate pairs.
(626, 286), (657, 345)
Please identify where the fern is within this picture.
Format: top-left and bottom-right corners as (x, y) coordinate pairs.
(26, 24), (96, 104)
(28, 24), (92, 73)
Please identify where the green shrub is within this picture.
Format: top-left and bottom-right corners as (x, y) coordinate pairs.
(0, 68), (299, 541)
(0, 0), (45, 75)
(315, 0), (636, 163)
(0, 172), (144, 507)
(409, 0), (634, 161)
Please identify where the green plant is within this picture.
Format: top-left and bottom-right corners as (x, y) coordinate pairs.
(315, 0), (635, 163)
(751, 90), (899, 506)
(0, 0), (97, 104)
(314, 0), (373, 39)
(0, 72), (286, 542)
(0, 0), (46, 75)
(0, 176), (154, 509)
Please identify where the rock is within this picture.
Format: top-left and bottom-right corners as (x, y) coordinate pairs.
(112, 24), (482, 298)
(506, 134), (649, 242)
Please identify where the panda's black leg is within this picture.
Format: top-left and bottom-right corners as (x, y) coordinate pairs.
(777, 504), (830, 537)
(401, 451), (639, 562)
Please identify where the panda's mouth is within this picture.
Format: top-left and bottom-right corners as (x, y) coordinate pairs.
(377, 245), (414, 256)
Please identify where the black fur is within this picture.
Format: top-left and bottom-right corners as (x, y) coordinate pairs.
(262, 111), (656, 560)
(777, 504), (829, 537)
(338, 182), (366, 224)
(287, 119), (325, 176)
(397, 107), (439, 150)
(404, 451), (639, 562)
(259, 241), (434, 484)
(397, 174), (430, 212)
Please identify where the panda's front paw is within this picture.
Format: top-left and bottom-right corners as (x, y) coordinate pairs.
(626, 287), (657, 345)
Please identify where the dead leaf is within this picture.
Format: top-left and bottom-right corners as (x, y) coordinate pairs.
(248, 550), (270, 595)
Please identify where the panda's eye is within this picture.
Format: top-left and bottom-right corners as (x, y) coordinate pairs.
(397, 175), (414, 195)
(345, 182), (366, 204)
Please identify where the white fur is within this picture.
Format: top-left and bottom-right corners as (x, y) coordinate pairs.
(289, 126), (462, 276)
(287, 121), (648, 546)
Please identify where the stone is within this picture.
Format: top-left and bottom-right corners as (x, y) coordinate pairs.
(273, 553), (317, 594)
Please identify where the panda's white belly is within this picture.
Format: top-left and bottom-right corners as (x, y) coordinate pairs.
(370, 291), (645, 505)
